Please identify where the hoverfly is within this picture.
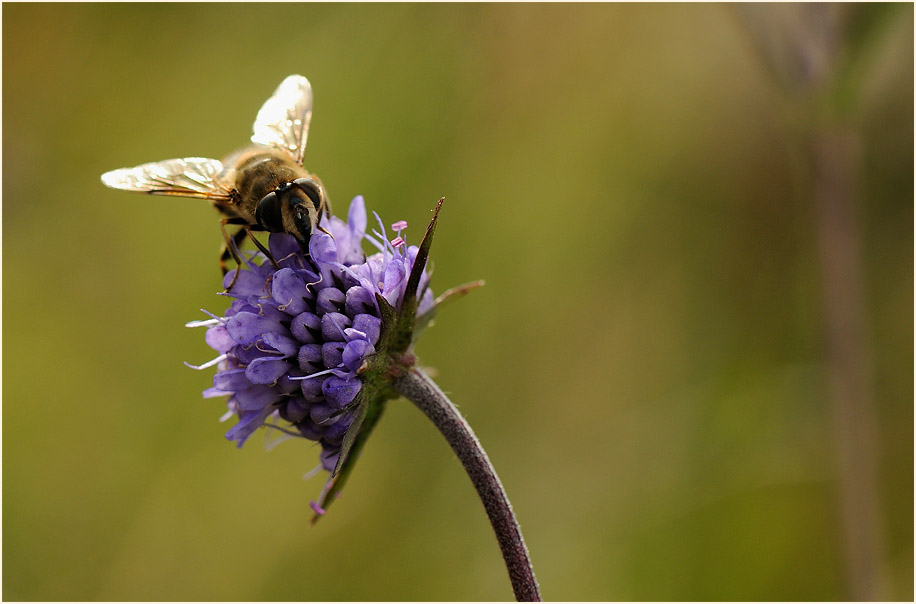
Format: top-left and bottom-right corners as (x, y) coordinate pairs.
(101, 75), (330, 286)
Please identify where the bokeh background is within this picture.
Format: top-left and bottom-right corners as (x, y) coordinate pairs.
(3, 3), (913, 601)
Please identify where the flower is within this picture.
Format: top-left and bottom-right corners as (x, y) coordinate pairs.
(188, 196), (439, 512)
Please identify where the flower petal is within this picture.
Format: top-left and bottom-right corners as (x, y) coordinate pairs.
(261, 331), (299, 357)
(309, 403), (338, 425)
(309, 231), (337, 263)
(317, 288), (345, 315)
(214, 368), (250, 391)
(297, 418), (323, 440)
(225, 404), (276, 446)
(205, 325), (234, 353)
(321, 312), (351, 341)
(322, 341), (345, 369)
(227, 312), (274, 346)
(322, 417), (350, 446)
(321, 447), (341, 472)
(280, 397), (309, 423)
(245, 357), (291, 384)
(343, 339), (374, 372)
(382, 258), (408, 306)
(348, 195), (367, 237)
(290, 311), (321, 343)
(345, 286), (376, 316)
(299, 375), (325, 402)
(351, 314), (382, 345)
(276, 373), (304, 395)
(298, 344), (323, 372)
(234, 384), (281, 411)
(268, 233), (299, 264)
(271, 268), (309, 315)
(222, 267), (267, 295)
(322, 376), (361, 408)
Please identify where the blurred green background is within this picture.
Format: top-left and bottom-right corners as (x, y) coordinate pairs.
(3, 3), (912, 601)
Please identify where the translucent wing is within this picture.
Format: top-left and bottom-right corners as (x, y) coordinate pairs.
(250, 75), (313, 166)
(101, 157), (232, 200)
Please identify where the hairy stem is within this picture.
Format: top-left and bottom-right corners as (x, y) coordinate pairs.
(394, 367), (541, 602)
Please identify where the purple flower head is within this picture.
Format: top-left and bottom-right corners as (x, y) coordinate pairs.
(188, 196), (442, 512)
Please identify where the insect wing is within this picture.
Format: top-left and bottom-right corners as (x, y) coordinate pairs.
(250, 75), (313, 166)
(101, 157), (231, 200)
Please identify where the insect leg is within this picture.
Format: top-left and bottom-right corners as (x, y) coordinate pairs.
(220, 219), (249, 292)
(244, 226), (280, 270)
(319, 194), (332, 220)
(219, 222), (248, 275)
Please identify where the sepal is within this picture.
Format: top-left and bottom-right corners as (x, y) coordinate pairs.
(312, 395), (389, 522)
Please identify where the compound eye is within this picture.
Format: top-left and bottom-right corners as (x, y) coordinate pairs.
(293, 177), (322, 208)
(255, 191), (283, 233)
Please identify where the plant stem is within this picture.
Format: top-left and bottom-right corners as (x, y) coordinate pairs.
(394, 367), (541, 602)
(812, 126), (887, 600)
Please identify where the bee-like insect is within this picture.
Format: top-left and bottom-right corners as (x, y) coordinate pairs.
(101, 75), (330, 283)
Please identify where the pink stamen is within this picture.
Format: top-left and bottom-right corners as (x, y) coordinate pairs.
(310, 501), (326, 516)
(391, 220), (408, 231)
(391, 236), (405, 248)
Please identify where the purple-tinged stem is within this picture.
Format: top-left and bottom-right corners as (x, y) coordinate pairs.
(394, 367), (541, 602)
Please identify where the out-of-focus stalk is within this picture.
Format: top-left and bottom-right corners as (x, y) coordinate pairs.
(734, 5), (890, 599)
(811, 124), (886, 602)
